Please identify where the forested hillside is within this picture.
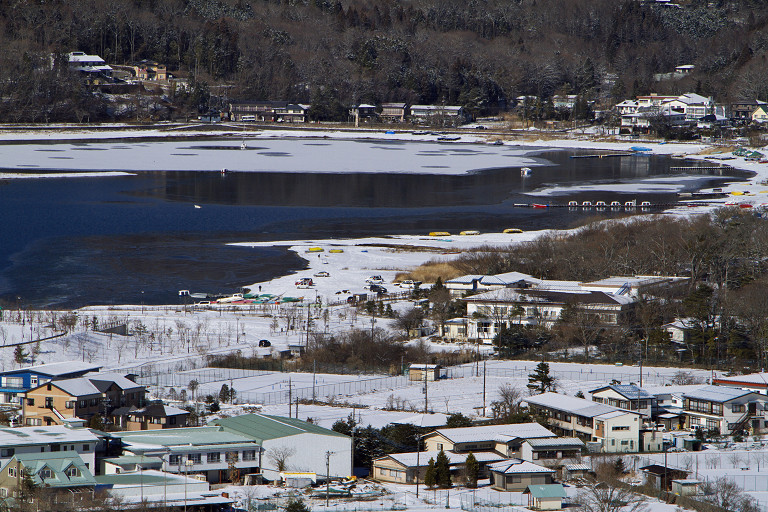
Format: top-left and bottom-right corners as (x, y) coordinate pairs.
(2, 0), (768, 121)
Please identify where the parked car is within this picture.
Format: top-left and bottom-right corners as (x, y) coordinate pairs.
(258, 339), (271, 347)
(398, 280), (422, 289)
(365, 275), (384, 284)
(369, 284), (387, 294)
(314, 271), (330, 277)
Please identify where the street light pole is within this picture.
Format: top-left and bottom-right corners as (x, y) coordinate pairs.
(325, 451), (335, 508)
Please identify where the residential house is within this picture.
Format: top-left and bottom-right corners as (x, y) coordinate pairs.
(640, 464), (689, 491)
(663, 93), (717, 121)
(712, 372), (768, 395)
(372, 450), (506, 484)
(464, 287), (635, 343)
(444, 272), (541, 298)
(681, 385), (768, 435)
(731, 100), (768, 123)
(380, 103), (408, 122)
(67, 51), (112, 77)
(0, 361), (101, 406)
(408, 364), (441, 382)
(132, 60), (168, 81)
(0, 426), (99, 473)
(524, 393), (642, 453)
(752, 105), (768, 123)
(552, 95), (578, 110)
(423, 423), (556, 456)
(488, 459), (556, 491)
(112, 426), (261, 484)
(228, 101), (308, 122)
(22, 373), (145, 427)
(350, 104), (378, 125)
(590, 384), (655, 420)
(443, 318), (468, 341)
(620, 107), (686, 132)
(115, 404), (190, 431)
(0, 451), (96, 498)
(209, 413), (352, 480)
(409, 105), (468, 125)
(520, 437), (584, 474)
(524, 484), (567, 510)
(675, 64), (695, 75)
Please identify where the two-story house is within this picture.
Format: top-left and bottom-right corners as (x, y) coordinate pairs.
(590, 384), (655, 421)
(0, 451), (96, 498)
(22, 373), (145, 427)
(524, 393), (642, 453)
(423, 423), (556, 456)
(380, 103), (408, 122)
(118, 404), (190, 431)
(0, 426), (99, 473)
(0, 362), (101, 406)
(681, 385), (768, 435)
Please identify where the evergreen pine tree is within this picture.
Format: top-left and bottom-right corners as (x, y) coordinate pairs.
(464, 452), (479, 488)
(424, 457), (437, 488)
(219, 384), (231, 403)
(527, 361), (554, 393)
(435, 449), (452, 488)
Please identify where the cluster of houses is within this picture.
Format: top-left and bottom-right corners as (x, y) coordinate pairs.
(0, 361), (352, 507)
(225, 101), (471, 126)
(616, 92), (768, 132)
(372, 373), (768, 507)
(440, 272), (688, 343)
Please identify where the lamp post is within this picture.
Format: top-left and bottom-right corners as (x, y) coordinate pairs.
(415, 434), (424, 498)
(325, 451), (335, 508)
(184, 459), (194, 512)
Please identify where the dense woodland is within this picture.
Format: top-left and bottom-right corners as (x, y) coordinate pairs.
(3, 0), (768, 121)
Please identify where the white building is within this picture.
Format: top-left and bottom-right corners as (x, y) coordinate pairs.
(681, 385), (768, 435)
(423, 423), (556, 456)
(0, 426), (99, 472)
(67, 51), (112, 76)
(524, 393), (642, 453)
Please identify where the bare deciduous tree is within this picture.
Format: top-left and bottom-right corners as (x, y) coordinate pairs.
(267, 445), (296, 472)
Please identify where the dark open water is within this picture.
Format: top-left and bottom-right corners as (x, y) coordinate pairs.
(0, 144), (748, 308)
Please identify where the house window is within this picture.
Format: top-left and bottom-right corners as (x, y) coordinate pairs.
(169, 455), (182, 465)
(26, 399), (34, 406)
(66, 466), (81, 477)
(188, 453), (201, 464)
(25, 418), (41, 426)
(30, 377), (38, 387)
(169, 417), (177, 425)
(89, 399), (98, 407)
(45, 398), (53, 408)
(621, 440), (629, 446)
(7, 468), (16, 477)
(1, 449), (14, 457)
(79, 400), (87, 408)
(509, 475), (521, 483)
(207, 453), (221, 463)
(437, 444), (443, 451)
(243, 450), (256, 461)
(39, 468), (52, 479)
(0, 488), (6, 497)
(82, 445), (89, 452)
(732, 404), (745, 413)
(65, 401), (75, 409)
(612, 426), (630, 431)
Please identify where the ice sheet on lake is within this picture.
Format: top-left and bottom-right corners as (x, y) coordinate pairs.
(0, 139), (541, 175)
(526, 176), (708, 196)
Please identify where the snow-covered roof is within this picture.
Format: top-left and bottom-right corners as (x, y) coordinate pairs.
(431, 423), (555, 444)
(382, 450), (505, 467)
(409, 364), (440, 370)
(446, 275), (484, 284)
(525, 437), (584, 449)
(391, 413), (448, 428)
(590, 384), (653, 400)
(682, 385), (756, 402)
(3, 361), (102, 377)
(524, 392), (640, 418)
(0, 426), (98, 448)
(713, 373), (768, 388)
(487, 459), (555, 474)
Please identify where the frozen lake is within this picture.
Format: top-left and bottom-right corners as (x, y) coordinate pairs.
(0, 137), (748, 307)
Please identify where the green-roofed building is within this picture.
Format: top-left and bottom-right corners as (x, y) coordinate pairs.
(523, 484), (566, 510)
(0, 451), (96, 497)
(210, 413), (351, 480)
(110, 426), (261, 484)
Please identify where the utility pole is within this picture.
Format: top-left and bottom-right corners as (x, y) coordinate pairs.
(288, 376), (292, 418)
(325, 451), (335, 508)
(482, 361), (487, 417)
(295, 397), (299, 419)
(423, 362), (428, 414)
(312, 360), (316, 404)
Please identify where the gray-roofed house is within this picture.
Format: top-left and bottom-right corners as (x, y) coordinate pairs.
(524, 393), (642, 453)
(681, 385), (768, 435)
(423, 423), (556, 457)
(22, 373), (145, 427)
(590, 384), (655, 420)
(520, 437), (584, 474)
(0, 425), (99, 473)
(488, 459), (556, 491)
(120, 404), (190, 431)
(372, 450), (506, 484)
(0, 361), (102, 406)
(210, 413), (352, 480)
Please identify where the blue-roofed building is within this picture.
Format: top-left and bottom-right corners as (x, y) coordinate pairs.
(681, 385), (768, 435)
(0, 362), (101, 406)
(590, 384), (655, 420)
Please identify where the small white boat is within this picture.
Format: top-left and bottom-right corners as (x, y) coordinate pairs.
(521, 167), (532, 176)
(194, 205), (201, 209)
(220, 168), (228, 175)
(240, 141), (247, 150)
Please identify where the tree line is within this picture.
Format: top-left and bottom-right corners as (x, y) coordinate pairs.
(3, 0), (768, 122)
